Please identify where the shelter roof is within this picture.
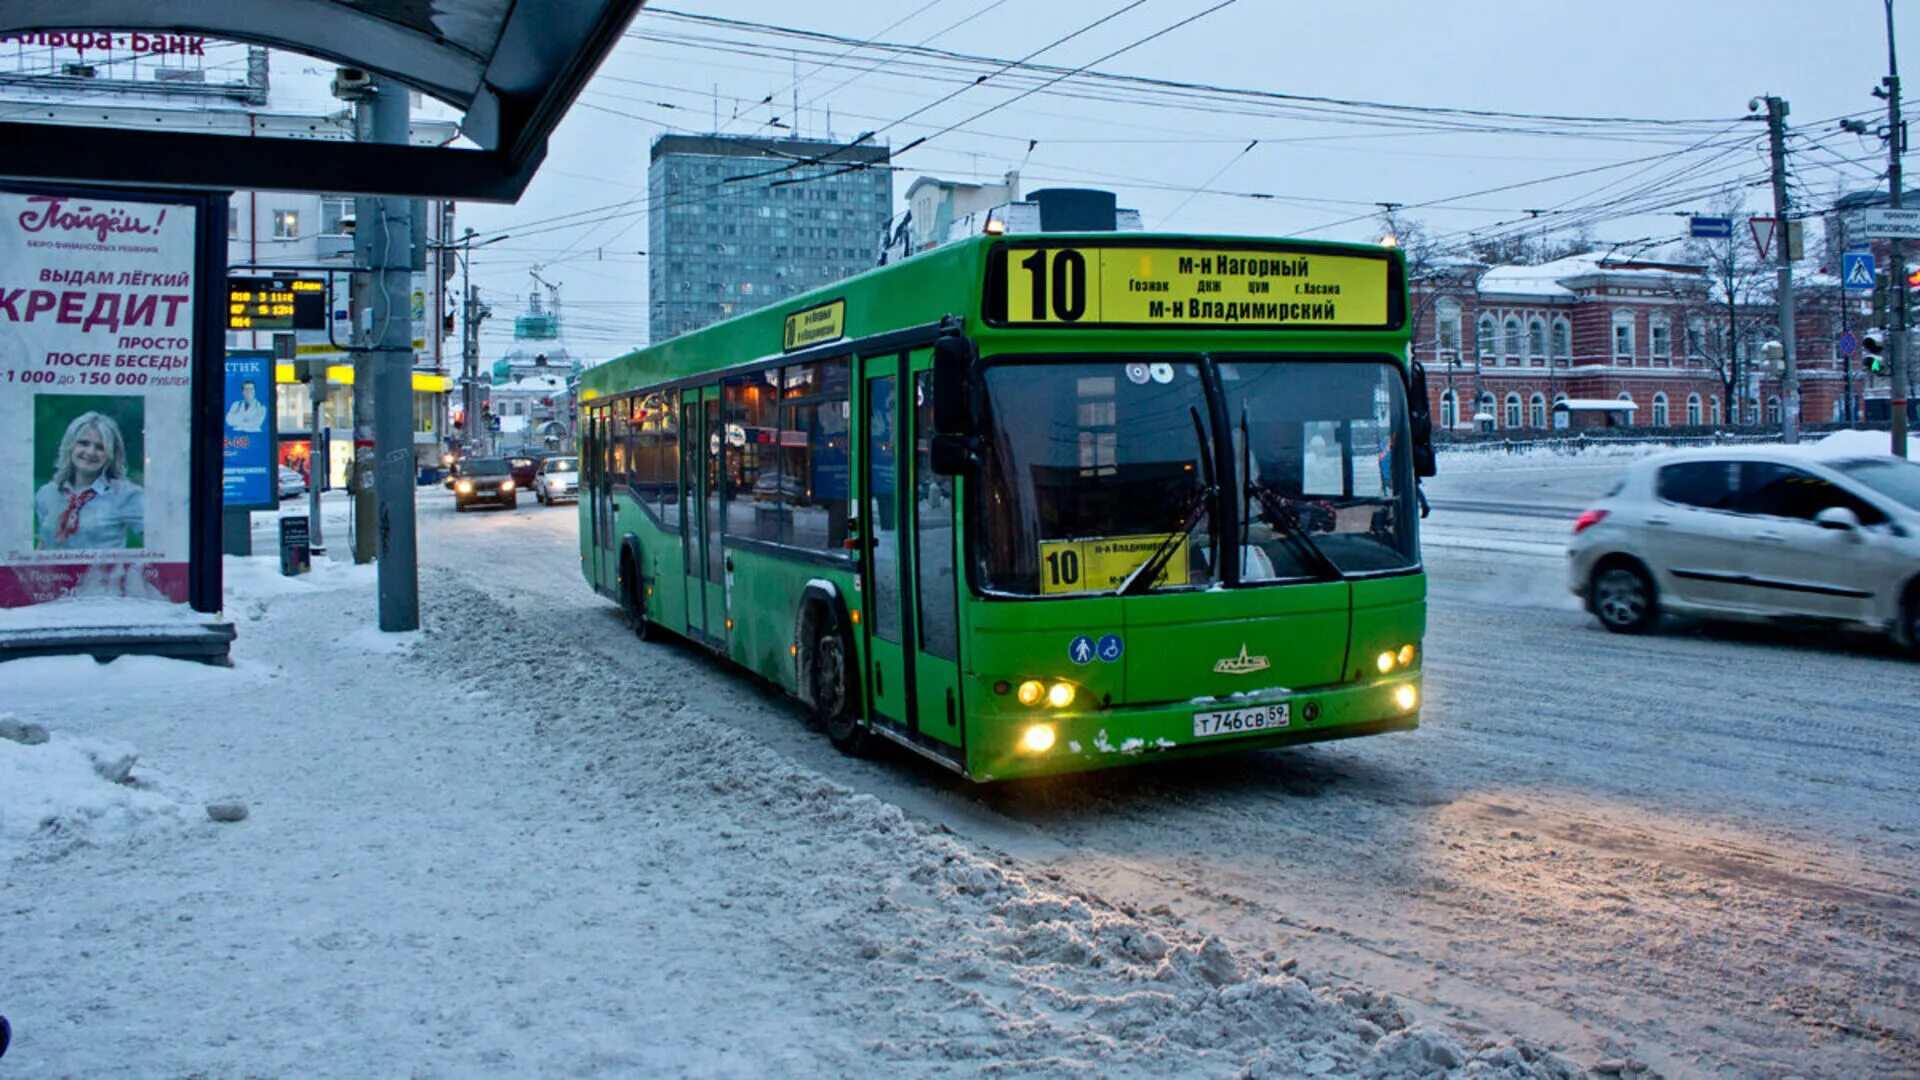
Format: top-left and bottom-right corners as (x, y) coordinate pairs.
(0, 0), (643, 200)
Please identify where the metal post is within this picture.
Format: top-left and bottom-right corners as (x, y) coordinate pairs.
(368, 77), (419, 631)
(350, 98), (377, 564)
(309, 364), (326, 555)
(1887, 0), (1909, 455)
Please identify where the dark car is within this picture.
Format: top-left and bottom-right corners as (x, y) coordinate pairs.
(452, 458), (519, 511)
(503, 454), (540, 489)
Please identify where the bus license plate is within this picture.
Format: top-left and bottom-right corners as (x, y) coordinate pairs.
(1193, 703), (1289, 738)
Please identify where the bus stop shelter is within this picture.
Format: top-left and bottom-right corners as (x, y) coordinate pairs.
(0, 1), (642, 662)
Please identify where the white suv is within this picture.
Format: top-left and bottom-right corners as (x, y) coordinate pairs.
(1567, 447), (1920, 648)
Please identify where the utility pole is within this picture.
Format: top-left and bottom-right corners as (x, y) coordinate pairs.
(1759, 95), (1799, 442)
(1886, 0), (1910, 456)
(362, 76), (421, 631)
(431, 230), (507, 460)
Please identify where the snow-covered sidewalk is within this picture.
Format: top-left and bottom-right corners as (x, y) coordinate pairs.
(2, 553), (1575, 1077)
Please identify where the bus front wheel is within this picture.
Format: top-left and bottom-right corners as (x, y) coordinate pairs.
(813, 629), (869, 756)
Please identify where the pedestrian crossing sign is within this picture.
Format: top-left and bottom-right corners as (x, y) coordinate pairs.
(1843, 251), (1875, 292)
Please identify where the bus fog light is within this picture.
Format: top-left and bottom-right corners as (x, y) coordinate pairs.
(1016, 680), (1045, 706)
(1046, 683), (1075, 709)
(1394, 684), (1418, 712)
(1021, 724), (1056, 753)
(1376, 651), (1395, 674)
(1398, 644), (1416, 667)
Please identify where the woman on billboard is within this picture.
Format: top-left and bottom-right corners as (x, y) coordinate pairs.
(33, 410), (146, 550)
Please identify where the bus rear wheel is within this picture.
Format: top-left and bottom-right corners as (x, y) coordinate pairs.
(620, 552), (652, 641)
(812, 629), (869, 756)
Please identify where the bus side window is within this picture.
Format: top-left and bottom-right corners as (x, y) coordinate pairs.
(724, 371), (782, 542)
(610, 399), (631, 489)
(658, 393), (681, 527)
(780, 357), (850, 551)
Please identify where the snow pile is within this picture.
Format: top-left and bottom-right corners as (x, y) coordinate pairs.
(1810, 428), (1917, 461)
(496, 618), (1581, 1076)
(0, 720), (192, 861)
(3, 533), (1586, 1076)
(1436, 442), (1668, 473)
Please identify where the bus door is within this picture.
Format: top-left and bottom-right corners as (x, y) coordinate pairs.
(682, 386), (725, 649)
(907, 354), (964, 755)
(587, 404), (612, 592)
(860, 358), (912, 734)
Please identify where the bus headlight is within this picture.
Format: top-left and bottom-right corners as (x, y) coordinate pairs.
(1398, 644), (1416, 668)
(1394, 684), (1418, 712)
(1376, 651), (1395, 674)
(1021, 724), (1056, 753)
(1046, 683), (1075, 709)
(1016, 680), (1045, 706)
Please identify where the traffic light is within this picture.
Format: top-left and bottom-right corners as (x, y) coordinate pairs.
(1862, 331), (1888, 376)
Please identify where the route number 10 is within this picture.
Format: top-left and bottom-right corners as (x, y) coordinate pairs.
(1018, 248), (1088, 322)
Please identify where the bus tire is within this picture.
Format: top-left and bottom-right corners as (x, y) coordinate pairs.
(812, 626), (868, 756)
(619, 547), (652, 641)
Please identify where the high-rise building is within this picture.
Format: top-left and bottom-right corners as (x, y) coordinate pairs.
(648, 134), (891, 342)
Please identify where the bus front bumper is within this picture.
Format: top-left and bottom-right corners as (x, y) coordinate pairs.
(969, 676), (1421, 782)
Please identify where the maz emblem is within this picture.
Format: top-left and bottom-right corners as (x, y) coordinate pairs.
(1213, 644), (1270, 675)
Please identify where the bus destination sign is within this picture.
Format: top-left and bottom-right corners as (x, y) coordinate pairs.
(783, 298), (846, 352)
(993, 244), (1393, 329)
(227, 276), (326, 332)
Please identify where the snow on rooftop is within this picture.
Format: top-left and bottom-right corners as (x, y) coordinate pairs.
(1478, 252), (1701, 298)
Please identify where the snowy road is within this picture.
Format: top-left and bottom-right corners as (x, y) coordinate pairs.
(406, 457), (1919, 1077)
(5, 450), (1915, 1077)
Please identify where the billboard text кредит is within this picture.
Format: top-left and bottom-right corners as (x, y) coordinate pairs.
(0, 191), (198, 607)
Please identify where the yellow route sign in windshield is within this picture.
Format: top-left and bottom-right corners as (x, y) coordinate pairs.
(1038, 534), (1189, 595)
(995, 244), (1392, 329)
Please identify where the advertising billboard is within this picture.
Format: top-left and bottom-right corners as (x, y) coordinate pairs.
(222, 349), (276, 510)
(0, 187), (210, 608)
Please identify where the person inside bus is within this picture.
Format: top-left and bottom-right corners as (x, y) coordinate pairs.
(34, 410), (146, 550)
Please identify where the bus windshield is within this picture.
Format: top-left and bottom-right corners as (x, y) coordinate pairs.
(974, 360), (1219, 595)
(971, 357), (1416, 596)
(1220, 360), (1417, 578)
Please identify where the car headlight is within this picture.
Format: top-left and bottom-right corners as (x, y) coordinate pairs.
(501, 479), (515, 491)
(455, 480), (473, 494)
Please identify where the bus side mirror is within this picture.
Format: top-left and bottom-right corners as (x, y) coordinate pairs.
(933, 334), (976, 435)
(1408, 361), (1437, 479)
(930, 434), (980, 476)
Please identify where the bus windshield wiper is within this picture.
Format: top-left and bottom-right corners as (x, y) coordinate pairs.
(1118, 483), (1215, 597)
(1118, 405), (1217, 597)
(1247, 480), (1344, 580)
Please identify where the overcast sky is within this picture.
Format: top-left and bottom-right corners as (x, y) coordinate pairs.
(454, 0), (1917, 358)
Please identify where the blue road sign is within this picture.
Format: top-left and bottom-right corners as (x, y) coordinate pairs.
(1096, 633), (1124, 662)
(1843, 251), (1876, 292)
(1838, 331), (1858, 357)
(1689, 216), (1733, 239)
(1068, 635), (1095, 665)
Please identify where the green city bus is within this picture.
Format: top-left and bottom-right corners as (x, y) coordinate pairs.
(578, 232), (1434, 781)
